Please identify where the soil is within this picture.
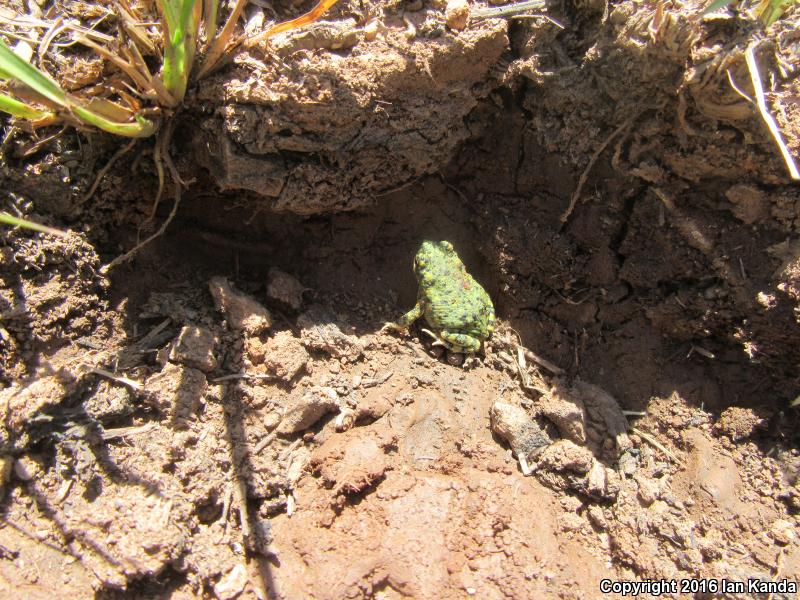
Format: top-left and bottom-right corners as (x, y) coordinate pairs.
(1, 0), (800, 598)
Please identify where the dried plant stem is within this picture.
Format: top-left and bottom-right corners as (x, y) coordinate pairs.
(744, 44), (799, 181)
(196, 0), (249, 78)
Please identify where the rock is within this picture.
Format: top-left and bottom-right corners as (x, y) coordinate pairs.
(539, 382), (587, 444)
(145, 363), (207, 428)
(208, 276), (272, 335)
(572, 380), (631, 457)
(263, 331), (310, 382)
(297, 305), (363, 362)
(635, 474), (659, 506)
(769, 519), (796, 546)
(277, 387), (339, 434)
(725, 184), (767, 224)
(587, 505), (608, 530)
(169, 325), (217, 372)
(490, 401), (553, 463)
(14, 455), (41, 481)
(213, 564), (248, 600)
(83, 380), (135, 422)
(267, 268), (307, 312)
(262, 410), (281, 430)
(534, 440), (621, 501)
(445, 0), (469, 30)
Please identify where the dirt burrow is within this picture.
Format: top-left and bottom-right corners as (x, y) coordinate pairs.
(1, 0), (800, 597)
(0, 253), (798, 599)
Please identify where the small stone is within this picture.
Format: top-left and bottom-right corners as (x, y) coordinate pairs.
(14, 456), (40, 481)
(636, 475), (658, 507)
(446, 352), (465, 367)
(266, 268), (307, 312)
(539, 382), (587, 444)
(445, 0), (469, 30)
(169, 325), (217, 372)
(587, 505), (608, 530)
(769, 519), (796, 545)
(213, 564), (248, 600)
(208, 276), (272, 335)
(490, 401), (553, 462)
(262, 411), (281, 430)
(297, 305), (363, 363)
(725, 183), (767, 224)
(83, 380), (135, 422)
(618, 450), (639, 476)
(262, 331), (310, 382)
(277, 387), (339, 434)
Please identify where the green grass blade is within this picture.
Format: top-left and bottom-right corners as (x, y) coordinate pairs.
(757, 0), (791, 24)
(0, 38), (67, 107)
(0, 93), (54, 120)
(0, 212), (68, 237)
(72, 105), (156, 138)
(159, 0), (198, 102)
(703, 0), (734, 13)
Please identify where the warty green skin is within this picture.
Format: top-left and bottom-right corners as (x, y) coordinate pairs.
(387, 240), (496, 353)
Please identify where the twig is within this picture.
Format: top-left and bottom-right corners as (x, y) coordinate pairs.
(523, 348), (563, 375)
(630, 426), (683, 466)
(211, 372), (276, 382)
(234, 476), (252, 539)
(471, 0), (547, 19)
(745, 43), (800, 181)
(252, 432), (276, 454)
(80, 138), (137, 205)
(725, 69), (754, 104)
(101, 422), (158, 440)
(90, 366), (142, 391)
(560, 112), (640, 224)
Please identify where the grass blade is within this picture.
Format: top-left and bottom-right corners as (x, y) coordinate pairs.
(0, 38), (67, 107)
(703, 0), (734, 13)
(0, 92), (54, 120)
(72, 106), (156, 137)
(159, 0), (197, 101)
(0, 212), (69, 237)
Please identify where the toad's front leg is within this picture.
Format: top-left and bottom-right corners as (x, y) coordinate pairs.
(382, 301), (424, 333)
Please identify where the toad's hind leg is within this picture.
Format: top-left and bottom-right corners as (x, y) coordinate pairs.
(436, 330), (481, 353)
(382, 301), (424, 332)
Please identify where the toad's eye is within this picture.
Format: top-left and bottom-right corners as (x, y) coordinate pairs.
(416, 258), (427, 269)
(441, 241), (454, 252)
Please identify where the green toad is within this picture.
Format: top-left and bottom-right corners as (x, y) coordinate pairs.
(384, 240), (496, 353)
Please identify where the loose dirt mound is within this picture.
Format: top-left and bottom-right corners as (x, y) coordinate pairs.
(1, 0), (800, 597)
